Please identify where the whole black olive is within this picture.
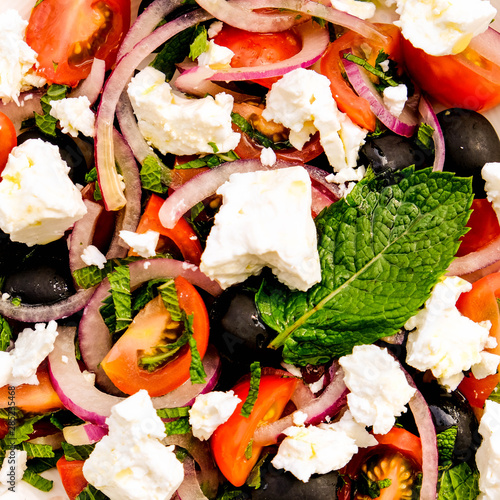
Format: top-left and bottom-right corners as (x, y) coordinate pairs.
(252, 462), (338, 500)
(437, 108), (500, 197)
(358, 133), (434, 174)
(0, 231), (33, 276)
(17, 129), (88, 185)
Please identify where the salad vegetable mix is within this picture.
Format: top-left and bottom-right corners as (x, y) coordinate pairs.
(2, 0), (500, 498)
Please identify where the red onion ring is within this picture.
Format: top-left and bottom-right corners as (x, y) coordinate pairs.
(418, 96), (445, 172)
(79, 258), (222, 393)
(305, 165), (342, 216)
(69, 199), (103, 276)
(49, 326), (222, 425)
(342, 50), (419, 137)
(1, 90), (43, 132)
(176, 456), (209, 500)
(63, 423), (108, 445)
(69, 58), (106, 105)
(95, 9), (213, 211)
(468, 26), (500, 71)
(158, 159), (302, 228)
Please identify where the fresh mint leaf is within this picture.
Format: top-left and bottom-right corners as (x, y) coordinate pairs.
(0, 315), (12, 351)
(140, 156), (170, 194)
(35, 84), (70, 137)
(175, 150), (239, 170)
(26, 451), (63, 474)
(356, 472), (392, 499)
(158, 279), (183, 322)
(437, 462), (479, 500)
(21, 442), (55, 458)
(22, 468), (53, 492)
(257, 167), (473, 365)
(189, 26), (209, 60)
(164, 417), (191, 435)
(415, 123), (435, 153)
(108, 265), (132, 332)
(139, 329), (189, 372)
(73, 257), (142, 289)
(240, 362), (261, 418)
(61, 442), (95, 461)
(77, 484), (110, 500)
(0, 415), (44, 446)
(437, 426), (458, 464)
(84, 168), (103, 201)
(157, 407), (190, 419)
(488, 380), (500, 403)
(186, 313), (207, 384)
(34, 112), (59, 137)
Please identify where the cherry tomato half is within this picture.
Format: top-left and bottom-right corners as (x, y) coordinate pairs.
(319, 24), (403, 131)
(213, 24), (302, 88)
(402, 37), (500, 112)
(211, 373), (298, 487)
(56, 457), (88, 500)
(25, 0), (131, 86)
(0, 111), (16, 173)
(101, 276), (209, 397)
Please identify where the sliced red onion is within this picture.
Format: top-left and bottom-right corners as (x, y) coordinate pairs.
(69, 59), (106, 105)
(1, 90), (43, 132)
(447, 235), (500, 278)
(105, 129), (142, 259)
(175, 21), (328, 91)
(63, 423), (108, 445)
(305, 165), (342, 216)
(158, 159), (302, 228)
(79, 258), (222, 393)
(342, 50), (419, 137)
(418, 96), (445, 172)
(95, 9), (212, 211)
(49, 326), (222, 425)
(252, 363), (348, 446)
(69, 200), (103, 275)
(468, 26), (500, 69)
(177, 456), (209, 500)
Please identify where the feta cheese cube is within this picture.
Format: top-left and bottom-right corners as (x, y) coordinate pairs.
(200, 166), (321, 291)
(330, 0), (376, 19)
(197, 40), (234, 68)
(482, 162), (500, 224)
(260, 147), (277, 166)
(382, 83), (408, 117)
(119, 230), (160, 258)
(81, 245), (107, 269)
(49, 96), (95, 138)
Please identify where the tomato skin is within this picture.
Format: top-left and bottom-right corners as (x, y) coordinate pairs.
(101, 276), (209, 397)
(132, 194), (203, 265)
(0, 112), (16, 173)
(456, 271), (500, 407)
(26, 0), (131, 86)
(402, 37), (500, 112)
(213, 25), (302, 88)
(319, 24), (402, 131)
(456, 199), (500, 256)
(211, 374), (298, 487)
(57, 457), (88, 500)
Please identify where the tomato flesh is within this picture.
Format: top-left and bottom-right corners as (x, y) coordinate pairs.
(211, 374), (298, 487)
(57, 457), (88, 500)
(26, 0), (131, 86)
(0, 112), (16, 173)
(101, 276), (209, 397)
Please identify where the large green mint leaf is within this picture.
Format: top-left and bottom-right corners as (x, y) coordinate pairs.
(257, 167), (472, 365)
(437, 462), (480, 500)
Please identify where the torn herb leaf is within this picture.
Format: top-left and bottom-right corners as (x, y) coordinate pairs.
(0, 315), (12, 351)
(241, 362), (261, 418)
(108, 265), (132, 332)
(140, 155), (170, 194)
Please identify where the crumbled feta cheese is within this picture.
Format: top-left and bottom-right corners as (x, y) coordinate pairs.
(262, 68), (367, 174)
(260, 147), (277, 166)
(382, 83), (408, 117)
(0, 139), (87, 246)
(61, 355), (69, 364)
(127, 67), (240, 156)
(308, 376), (325, 394)
(197, 40), (234, 68)
(189, 390), (241, 440)
(0, 449), (28, 495)
(49, 96), (95, 138)
(208, 21), (224, 38)
(292, 410), (308, 426)
(82, 370), (96, 386)
(83, 390), (184, 500)
(330, 0), (376, 19)
(119, 230), (160, 258)
(322, 410), (378, 449)
(405, 276), (499, 390)
(200, 167), (321, 291)
(472, 351), (500, 380)
(482, 162), (500, 224)
(476, 400), (500, 499)
(394, 0), (496, 56)
(0, 321), (59, 387)
(81, 245), (107, 269)
(339, 344), (416, 434)
(0, 10), (46, 104)
(379, 59), (390, 72)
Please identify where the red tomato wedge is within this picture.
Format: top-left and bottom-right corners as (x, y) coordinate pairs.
(402, 37), (500, 112)
(319, 24), (402, 131)
(213, 24), (302, 88)
(25, 0), (131, 86)
(101, 276), (209, 397)
(211, 374), (298, 487)
(57, 457), (88, 500)
(0, 112), (16, 173)
(132, 194), (203, 265)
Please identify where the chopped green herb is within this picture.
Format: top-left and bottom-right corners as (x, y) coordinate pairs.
(175, 150), (239, 170)
(343, 52), (399, 89)
(356, 472), (392, 499)
(26, 451), (63, 474)
(21, 442), (55, 459)
(140, 155), (170, 194)
(164, 417), (192, 436)
(240, 362), (261, 418)
(34, 84), (70, 137)
(22, 468), (54, 492)
(84, 167), (103, 201)
(186, 313), (207, 384)
(189, 26), (209, 60)
(488, 380), (500, 403)
(158, 279), (183, 322)
(244, 439), (253, 460)
(49, 409), (85, 430)
(0, 415), (44, 447)
(415, 123), (435, 153)
(108, 265), (132, 332)
(0, 315), (12, 351)
(156, 407), (190, 419)
(61, 442), (96, 461)
(437, 462), (480, 500)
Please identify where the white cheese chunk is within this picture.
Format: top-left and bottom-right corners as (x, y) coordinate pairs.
(0, 449), (28, 496)
(260, 147), (277, 166)
(81, 245), (107, 269)
(189, 390), (241, 440)
(119, 230), (160, 258)
(482, 162), (500, 225)
(197, 40), (234, 68)
(330, 0), (376, 19)
(394, 0), (496, 56)
(0, 139), (87, 246)
(83, 390), (184, 500)
(127, 66), (240, 156)
(339, 344), (416, 434)
(200, 166), (321, 291)
(49, 96), (95, 138)
(382, 83), (408, 117)
(262, 68), (367, 174)
(476, 400), (500, 499)
(405, 276), (499, 390)
(0, 9), (46, 104)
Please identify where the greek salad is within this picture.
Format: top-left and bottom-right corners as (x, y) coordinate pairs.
(1, 0), (500, 498)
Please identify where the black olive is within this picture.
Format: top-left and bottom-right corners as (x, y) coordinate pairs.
(0, 231), (33, 276)
(437, 108), (500, 197)
(252, 462), (338, 500)
(17, 129), (88, 185)
(358, 133), (434, 174)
